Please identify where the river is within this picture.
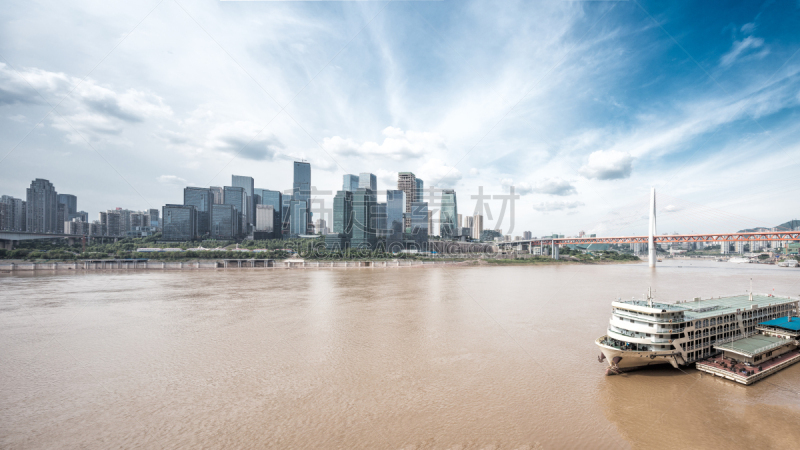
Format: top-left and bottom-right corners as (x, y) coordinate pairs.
(1, 260), (799, 449)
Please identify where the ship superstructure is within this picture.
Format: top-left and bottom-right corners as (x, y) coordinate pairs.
(596, 291), (799, 373)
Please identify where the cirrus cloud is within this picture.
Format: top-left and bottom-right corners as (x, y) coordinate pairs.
(532, 178), (577, 196)
(532, 200), (584, 212)
(323, 126), (446, 160)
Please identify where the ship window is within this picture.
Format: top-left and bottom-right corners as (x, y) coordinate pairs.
(648, 323), (653, 327)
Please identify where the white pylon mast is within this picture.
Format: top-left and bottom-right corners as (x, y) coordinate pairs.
(648, 187), (657, 268)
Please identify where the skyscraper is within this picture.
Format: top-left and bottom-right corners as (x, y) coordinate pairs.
(472, 214), (483, 240)
(410, 201), (429, 250)
(415, 179), (424, 203)
(211, 204), (237, 240)
(255, 188), (282, 236)
(232, 175), (255, 230)
(288, 200), (308, 236)
(397, 172), (416, 229)
(293, 162), (311, 201)
(386, 190), (405, 251)
(255, 204), (276, 235)
(358, 173), (377, 191)
(26, 178), (58, 233)
(343, 174), (359, 192)
(223, 186), (246, 237)
(332, 191), (353, 236)
(162, 204), (197, 241)
(184, 187), (212, 237)
(351, 188), (377, 249)
(326, 190), (353, 251)
(0, 196), (26, 231)
(149, 208), (160, 228)
(210, 186), (224, 205)
(57, 194), (77, 219)
(440, 189), (458, 239)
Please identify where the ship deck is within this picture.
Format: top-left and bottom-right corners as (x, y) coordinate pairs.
(696, 347), (800, 385)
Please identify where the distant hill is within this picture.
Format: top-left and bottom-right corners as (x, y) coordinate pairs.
(738, 219), (799, 233)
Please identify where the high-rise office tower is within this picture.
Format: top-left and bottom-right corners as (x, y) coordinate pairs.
(148, 208), (160, 228)
(255, 188), (282, 235)
(410, 201), (429, 250)
(57, 194), (77, 219)
(162, 204), (197, 241)
(26, 178), (58, 233)
(351, 188), (377, 249)
(523, 231), (532, 240)
(255, 204), (275, 232)
(332, 190), (353, 236)
(397, 172), (416, 229)
(184, 187), (212, 237)
(232, 175), (255, 230)
(326, 190), (354, 251)
(210, 186), (224, 205)
(472, 214), (483, 240)
(358, 173), (377, 191)
(374, 202), (387, 238)
(314, 219), (328, 235)
(293, 162), (311, 202)
(415, 179), (424, 203)
(439, 190), (458, 239)
(343, 174), (359, 192)
(386, 190), (405, 251)
(288, 200), (308, 236)
(211, 204), (238, 240)
(223, 186), (246, 237)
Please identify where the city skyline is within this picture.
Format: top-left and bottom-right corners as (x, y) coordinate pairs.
(1, 1), (798, 237)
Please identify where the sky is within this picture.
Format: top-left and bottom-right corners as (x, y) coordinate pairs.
(1, 0), (799, 237)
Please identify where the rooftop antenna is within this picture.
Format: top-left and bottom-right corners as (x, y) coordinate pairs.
(749, 278), (753, 301)
(648, 287), (653, 308)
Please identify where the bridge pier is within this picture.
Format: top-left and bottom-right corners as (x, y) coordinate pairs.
(552, 241), (559, 260)
(0, 239), (13, 250)
(648, 187), (657, 268)
(67, 237), (75, 246)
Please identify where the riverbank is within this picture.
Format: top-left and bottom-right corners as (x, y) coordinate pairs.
(0, 257), (642, 272)
(0, 259), (474, 272)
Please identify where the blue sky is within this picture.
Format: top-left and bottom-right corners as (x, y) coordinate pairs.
(1, 0), (798, 236)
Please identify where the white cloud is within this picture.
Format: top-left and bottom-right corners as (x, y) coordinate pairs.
(579, 150), (633, 180)
(500, 178), (533, 195)
(469, 168), (479, 176)
(206, 122), (285, 161)
(418, 158), (462, 187)
(0, 63), (172, 142)
(531, 178), (577, 196)
(720, 36), (767, 68)
(532, 200), (584, 212)
(323, 126), (446, 160)
(158, 175), (189, 185)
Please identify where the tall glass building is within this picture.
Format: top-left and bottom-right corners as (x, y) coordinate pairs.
(410, 201), (429, 249)
(57, 194), (77, 219)
(288, 200), (308, 236)
(210, 186), (224, 205)
(210, 204), (237, 240)
(397, 172), (416, 229)
(358, 173), (377, 191)
(293, 162), (311, 202)
(342, 174), (359, 192)
(255, 188), (282, 236)
(440, 189), (458, 239)
(162, 204), (197, 241)
(332, 190), (353, 236)
(386, 190), (405, 251)
(183, 187), (212, 237)
(232, 175), (254, 229)
(351, 189), (377, 249)
(415, 179), (424, 203)
(223, 186), (246, 237)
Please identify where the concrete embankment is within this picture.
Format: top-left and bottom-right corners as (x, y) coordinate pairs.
(0, 259), (468, 272)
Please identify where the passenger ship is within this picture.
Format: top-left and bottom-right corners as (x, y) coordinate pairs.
(596, 289), (799, 373)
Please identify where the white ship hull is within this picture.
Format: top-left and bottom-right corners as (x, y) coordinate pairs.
(728, 257), (751, 264)
(596, 336), (679, 373)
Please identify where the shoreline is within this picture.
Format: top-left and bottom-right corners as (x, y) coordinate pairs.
(0, 257), (641, 273)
